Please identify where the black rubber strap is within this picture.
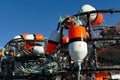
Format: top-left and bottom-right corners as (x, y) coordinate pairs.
(69, 37), (86, 43)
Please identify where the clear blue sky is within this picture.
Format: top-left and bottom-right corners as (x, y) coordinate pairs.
(0, 0), (120, 47)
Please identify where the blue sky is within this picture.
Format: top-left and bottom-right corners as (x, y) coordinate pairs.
(0, 0), (120, 47)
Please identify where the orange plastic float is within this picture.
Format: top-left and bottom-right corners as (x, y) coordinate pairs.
(93, 72), (111, 80)
(68, 25), (87, 40)
(91, 13), (103, 26)
(68, 25), (88, 62)
(45, 30), (60, 54)
(14, 33), (29, 39)
(80, 4), (103, 26)
(24, 34), (44, 41)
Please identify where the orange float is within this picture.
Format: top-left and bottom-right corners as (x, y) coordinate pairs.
(24, 34), (44, 41)
(93, 72), (111, 80)
(91, 13), (103, 26)
(68, 25), (88, 63)
(68, 25), (87, 41)
(80, 4), (103, 26)
(45, 30), (60, 54)
(14, 33), (29, 39)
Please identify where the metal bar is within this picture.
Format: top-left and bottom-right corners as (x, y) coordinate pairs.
(74, 9), (120, 17)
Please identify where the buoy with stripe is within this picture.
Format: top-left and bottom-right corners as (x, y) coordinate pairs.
(79, 4), (103, 26)
(68, 25), (88, 64)
(24, 34), (44, 41)
(45, 30), (61, 54)
(14, 33), (29, 40)
(24, 34), (45, 55)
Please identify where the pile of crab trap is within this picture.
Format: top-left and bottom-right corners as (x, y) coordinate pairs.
(1, 8), (120, 80)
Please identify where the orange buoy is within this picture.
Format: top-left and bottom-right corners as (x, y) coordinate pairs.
(91, 13), (103, 26)
(21, 34), (29, 38)
(68, 25), (87, 41)
(34, 34), (44, 41)
(14, 33), (29, 39)
(93, 72), (110, 80)
(80, 4), (103, 26)
(45, 41), (58, 54)
(45, 30), (60, 54)
(68, 25), (88, 63)
(14, 34), (45, 55)
(24, 34), (44, 41)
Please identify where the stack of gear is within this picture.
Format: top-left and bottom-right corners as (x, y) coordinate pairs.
(1, 34), (47, 77)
